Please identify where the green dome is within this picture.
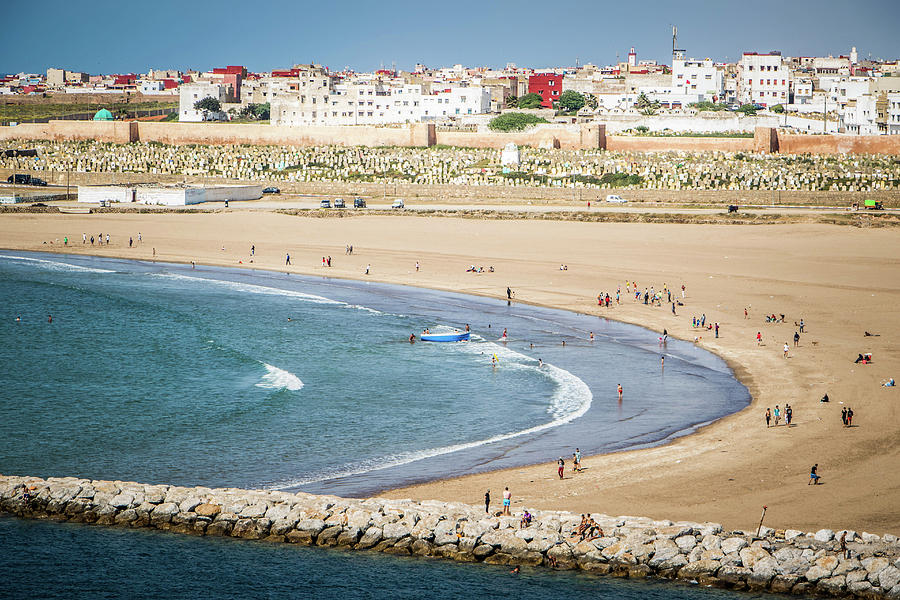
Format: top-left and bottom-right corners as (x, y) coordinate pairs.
(92, 108), (114, 121)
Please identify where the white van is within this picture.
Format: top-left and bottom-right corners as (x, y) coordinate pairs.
(391, 199), (405, 209)
(606, 194), (626, 203)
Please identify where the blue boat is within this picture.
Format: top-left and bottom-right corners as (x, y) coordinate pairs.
(420, 327), (470, 342)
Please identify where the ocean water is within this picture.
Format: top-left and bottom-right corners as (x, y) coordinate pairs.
(0, 517), (783, 600)
(0, 251), (749, 497)
(0, 251), (756, 598)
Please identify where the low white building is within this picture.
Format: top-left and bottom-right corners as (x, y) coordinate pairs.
(78, 184), (262, 206)
(179, 82), (231, 122)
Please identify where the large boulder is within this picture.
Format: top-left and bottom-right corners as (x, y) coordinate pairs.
(721, 537), (748, 555)
(878, 565), (900, 591)
(814, 529), (835, 542)
(817, 575), (846, 595)
(678, 559), (721, 579)
(717, 564), (752, 585)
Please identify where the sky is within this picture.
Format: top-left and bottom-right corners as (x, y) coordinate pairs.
(4, 0), (899, 75)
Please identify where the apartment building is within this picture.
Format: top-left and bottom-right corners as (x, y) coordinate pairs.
(740, 52), (790, 106)
(671, 58), (724, 102)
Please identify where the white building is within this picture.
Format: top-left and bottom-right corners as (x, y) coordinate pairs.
(179, 82), (231, 122)
(271, 81), (490, 126)
(886, 93), (900, 135)
(672, 58), (724, 103)
(740, 52), (790, 106)
(840, 94), (878, 135)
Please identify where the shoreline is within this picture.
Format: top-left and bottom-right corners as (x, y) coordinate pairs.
(0, 248), (749, 499)
(1, 212), (898, 533)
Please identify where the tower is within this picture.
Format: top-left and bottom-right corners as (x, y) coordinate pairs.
(628, 47), (637, 67)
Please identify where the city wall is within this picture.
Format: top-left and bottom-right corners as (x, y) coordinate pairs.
(3, 474), (900, 598)
(0, 92), (178, 105)
(2, 121), (900, 155)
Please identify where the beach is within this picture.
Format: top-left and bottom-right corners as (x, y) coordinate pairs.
(2, 210), (899, 535)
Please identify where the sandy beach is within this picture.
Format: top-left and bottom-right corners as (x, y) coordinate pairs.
(2, 210), (899, 534)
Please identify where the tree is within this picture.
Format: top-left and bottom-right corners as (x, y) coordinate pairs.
(488, 113), (549, 132)
(770, 104), (785, 114)
(517, 93), (544, 109)
(737, 103), (758, 116)
(558, 90), (585, 113)
(584, 94), (598, 110)
(194, 96), (221, 113)
(505, 94), (518, 108)
(240, 103), (270, 120)
(635, 92), (660, 115)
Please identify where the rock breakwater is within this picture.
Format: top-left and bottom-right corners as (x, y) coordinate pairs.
(3, 475), (900, 598)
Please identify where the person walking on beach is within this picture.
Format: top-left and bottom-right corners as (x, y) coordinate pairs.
(138, 232), (142, 244)
(847, 407), (854, 427)
(842, 407), (848, 426)
(757, 331), (762, 346)
(484, 490), (490, 514)
(794, 331), (800, 347)
(773, 405), (781, 426)
(809, 464), (820, 485)
(365, 264), (370, 275)
(83, 233), (86, 244)
(502, 487), (511, 515)
(744, 307), (748, 319)
(765, 408), (771, 427)
(251, 245), (255, 256)
(507, 287), (512, 300)
(574, 448), (582, 472)
(63, 236), (67, 246)
(105, 233), (110, 245)
(715, 323), (719, 338)
(785, 404), (793, 426)
(783, 342), (789, 358)
(415, 261), (419, 272)
(129, 237), (133, 247)
(799, 319), (805, 333)
(557, 457), (565, 479)
(285, 253), (291, 265)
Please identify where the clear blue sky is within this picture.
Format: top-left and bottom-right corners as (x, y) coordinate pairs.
(4, 0), (898, 75)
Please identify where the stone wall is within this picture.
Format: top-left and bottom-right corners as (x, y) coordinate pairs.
(0, 92), (178, 105)
(2, 475), (899, 598)
(608, 136), (753, 153)
(3, 121), (900, 155)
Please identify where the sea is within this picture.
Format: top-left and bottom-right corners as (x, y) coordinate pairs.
(0, 251), (768, 599)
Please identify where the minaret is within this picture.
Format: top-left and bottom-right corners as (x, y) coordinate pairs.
(628, 47), (637, 67)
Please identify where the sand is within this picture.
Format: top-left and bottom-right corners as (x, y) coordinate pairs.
(2, 210), (899, 534)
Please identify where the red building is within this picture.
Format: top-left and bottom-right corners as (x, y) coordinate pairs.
(527, 73), (563, 108)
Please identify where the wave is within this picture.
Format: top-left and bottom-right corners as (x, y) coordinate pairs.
(256, 363), (304, 391)
(0, 254), (115, 274)
(150, 273), (392, 316)
(270, 339), (591, 489)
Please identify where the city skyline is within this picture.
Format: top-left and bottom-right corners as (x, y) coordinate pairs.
(4, 0), (899, 75)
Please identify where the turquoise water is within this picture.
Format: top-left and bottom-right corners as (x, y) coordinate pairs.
(0, 251), (748, 496)
(0, 517), (782, 600)
(0, 251), (755, 598)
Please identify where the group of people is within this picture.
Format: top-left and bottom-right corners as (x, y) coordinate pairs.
(466, 265), (494, 273)
(764, 404), (793, 427)
(556, 448), (584, 479)
(841, 407), (855, 427)
(571, 514), (603, 541)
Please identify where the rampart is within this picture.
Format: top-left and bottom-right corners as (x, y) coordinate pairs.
(2, 475), (899, 598)
(2, 121), (900, 155)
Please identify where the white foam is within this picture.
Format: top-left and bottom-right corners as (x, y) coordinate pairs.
(151, 273), (391, 316)
(256, 363), (304, 391)
(0, 254), (114, 274)
(270, 339), (592, 489)
(151, 273), (341, 305)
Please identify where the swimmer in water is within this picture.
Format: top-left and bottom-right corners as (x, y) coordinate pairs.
(538, 358), (543, 367)
(529, 342), (534, 349)
(465, 324), (470, 332)
(492, 354), (499, 366)
(589, 332), (594, 341)
(409, 333), (416, 342)
(562, 340), (566, 347)
(47, 315), (52, 323)
(502, 328), (508, 339)
(661, 355), (665, 368)
(16, 315), (21, 322)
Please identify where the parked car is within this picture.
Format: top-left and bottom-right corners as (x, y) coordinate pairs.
(262, 186), (280, 194)
(7, 174), (32, 185)
(605, 194), (626, 203)
(391, 199), (405, 209)
(320, 199), (331, 208)
(30, 177), (47, 186)
(333, 198), (346, 208)
(353, 197), (367, 208)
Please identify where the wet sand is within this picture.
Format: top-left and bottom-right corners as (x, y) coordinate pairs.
(2, 211), (899, 533)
